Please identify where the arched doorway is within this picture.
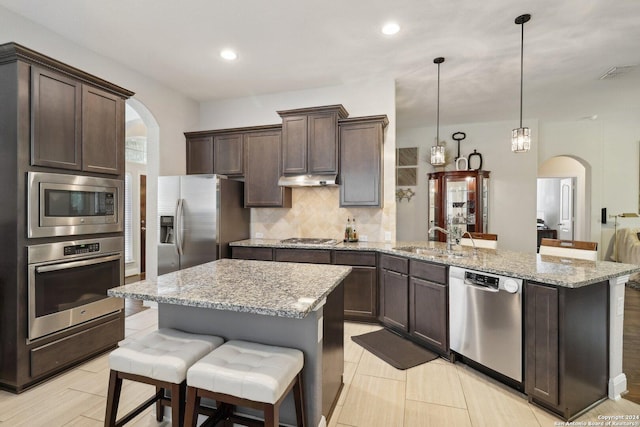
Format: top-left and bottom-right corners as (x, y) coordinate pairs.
(537, 155), (590, 243)
(125, 98), (160, 281)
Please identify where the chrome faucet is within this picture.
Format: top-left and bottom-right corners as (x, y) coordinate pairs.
(428, 226), (453, 251)
(461, 231), (479, 257)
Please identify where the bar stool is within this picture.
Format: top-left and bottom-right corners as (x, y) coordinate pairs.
(104, 328), (224, 427)
(184, 340), (305, 427)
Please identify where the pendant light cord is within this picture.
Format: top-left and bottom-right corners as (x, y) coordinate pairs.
(436, 61), (440, 145)
(519, 19), (524, 128)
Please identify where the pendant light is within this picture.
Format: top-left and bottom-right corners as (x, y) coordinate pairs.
(512, 13), (531, 153)
(430, 57), (446, 166)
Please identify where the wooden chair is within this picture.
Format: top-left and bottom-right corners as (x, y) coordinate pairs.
(460, 232), (498, 250)
(538, 238), (598, 261)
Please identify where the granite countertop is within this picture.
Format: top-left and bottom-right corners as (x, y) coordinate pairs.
(231, 239), (640, 288)
(108, 258), (351, 318)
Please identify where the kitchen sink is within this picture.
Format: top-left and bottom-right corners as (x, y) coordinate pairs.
(393, 246), (468, 259)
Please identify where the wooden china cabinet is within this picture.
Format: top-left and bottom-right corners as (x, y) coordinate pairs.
(427, 170), (490, 242)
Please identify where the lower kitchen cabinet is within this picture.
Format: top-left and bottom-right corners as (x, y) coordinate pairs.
(274, 248), (331, 264)
(334, 251), (377, 322)
(525, 281), (608, 420)
(409, 277), (447, 353)
(231, 246), (274, 261)
(379, 254), (409, 332)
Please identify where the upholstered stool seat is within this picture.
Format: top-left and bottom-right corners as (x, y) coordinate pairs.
(104, 328), (224, 427)
(184, 339), (306, 427)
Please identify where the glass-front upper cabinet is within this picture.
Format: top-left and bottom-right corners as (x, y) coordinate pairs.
(427, 170), (490, 242)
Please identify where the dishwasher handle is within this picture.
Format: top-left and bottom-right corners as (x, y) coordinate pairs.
(463, 278), (500, 292)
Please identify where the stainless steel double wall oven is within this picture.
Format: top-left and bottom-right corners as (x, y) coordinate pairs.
(26, 172), (125, 342)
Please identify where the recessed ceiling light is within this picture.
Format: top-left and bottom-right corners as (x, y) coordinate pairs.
(381, 22), (400, 35)
(220, 49), (238, 61)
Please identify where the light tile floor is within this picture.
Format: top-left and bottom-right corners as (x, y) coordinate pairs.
(1, 309), (638, 426)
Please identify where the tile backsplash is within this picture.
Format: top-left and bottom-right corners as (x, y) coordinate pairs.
(251, 187), (394, 242)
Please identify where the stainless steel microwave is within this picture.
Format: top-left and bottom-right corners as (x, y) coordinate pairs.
(27, 172), (123, 238)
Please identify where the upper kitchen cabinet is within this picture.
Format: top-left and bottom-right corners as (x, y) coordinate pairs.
(427, 170), (490, 242)
(81, 85), (124, 175)
(214, 132), (244, 176)
(185, 133), (214, 174)
(278, 105), (348, 175)
(244, 126), (291, 208)
(15, 46), (133, 176)
(339, 115), (388, 207)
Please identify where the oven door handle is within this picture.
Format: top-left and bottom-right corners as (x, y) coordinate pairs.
(35, 254), (122, 273)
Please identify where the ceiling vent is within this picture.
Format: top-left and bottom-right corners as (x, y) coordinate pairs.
(599, 65), (637, 80)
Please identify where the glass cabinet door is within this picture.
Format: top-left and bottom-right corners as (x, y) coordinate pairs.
(427, 177), (439, 240)
(445, 175), (477, 239)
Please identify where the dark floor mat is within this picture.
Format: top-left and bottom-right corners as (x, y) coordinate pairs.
(351, 328), (439, 370)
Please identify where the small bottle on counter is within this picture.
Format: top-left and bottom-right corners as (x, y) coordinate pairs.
(344, 217), (352, 242)
(351, 217), (358, 242)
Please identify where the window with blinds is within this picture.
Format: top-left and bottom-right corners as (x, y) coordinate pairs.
(124, 173), (133, 263)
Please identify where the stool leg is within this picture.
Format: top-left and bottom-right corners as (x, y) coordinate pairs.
(155, 386), (164, 421)
(170, 382), (182, 427)
(183, 386), (199, 427)
(264, 403), (278, 427)
(293, 373), (305, 427)
(104, 370), (122, 427)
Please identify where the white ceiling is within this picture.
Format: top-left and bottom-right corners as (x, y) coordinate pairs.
(1, 0), (639, 128)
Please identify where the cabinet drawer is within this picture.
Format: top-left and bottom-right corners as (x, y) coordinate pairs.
(380, 254), (408, 274)
(31, 316), (123, 378)
(232, 246), (274, 261)
(275, 248), (332, 264)
(410, 260), (447, 284)
(334, 251), (376, 267)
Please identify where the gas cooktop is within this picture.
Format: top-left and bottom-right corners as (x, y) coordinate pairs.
(280, 237), (338, 245)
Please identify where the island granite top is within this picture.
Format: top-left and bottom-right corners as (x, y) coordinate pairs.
(231, 239), (640, 288)
(108, 258), (351, 318)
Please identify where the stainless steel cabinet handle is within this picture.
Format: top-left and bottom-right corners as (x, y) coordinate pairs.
(36, 254), (121, 273)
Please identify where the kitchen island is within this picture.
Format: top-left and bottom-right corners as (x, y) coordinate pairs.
(108, 258), (352, 427)
(231, 238), (640, 420)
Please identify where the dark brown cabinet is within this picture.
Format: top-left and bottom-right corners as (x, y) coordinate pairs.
(244, 128), (292, 208)
(214, 132), (244, 176)
(82, 85), (124, 175)
(427, 170), (490, 241)
(409, 260), (448, 353)
(232, 246), (274, 261)
(0, 42), (133, 393)
(339, 115), (388, 207)
(31, 66), (82, 171)
(278, 105), (348, 175)
(334, 251), (378, 322)
(31, 67), (125, 175)
(274, 248), (331, 264)
(186, 134), (214, 174)
(525, 281), (608, 420)
(379, 254), (409, 332)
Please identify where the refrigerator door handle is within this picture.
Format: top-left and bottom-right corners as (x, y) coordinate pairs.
(175, 198), (184, 257)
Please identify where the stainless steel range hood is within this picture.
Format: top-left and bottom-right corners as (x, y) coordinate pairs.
(277, 174), (338, 187)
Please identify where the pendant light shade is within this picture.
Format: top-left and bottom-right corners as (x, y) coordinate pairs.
(512, 13), (531, 153)
(430, 57), (446, 166)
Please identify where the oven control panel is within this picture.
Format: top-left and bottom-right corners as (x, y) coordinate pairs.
(63, 243), (100, 256)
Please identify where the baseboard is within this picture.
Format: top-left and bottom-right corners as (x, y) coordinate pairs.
(609, 373), (628, 399)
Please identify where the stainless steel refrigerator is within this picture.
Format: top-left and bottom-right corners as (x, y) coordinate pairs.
(157, 175), (250, 275)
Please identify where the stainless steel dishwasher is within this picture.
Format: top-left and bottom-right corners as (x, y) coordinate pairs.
(449, 266), (523, 383)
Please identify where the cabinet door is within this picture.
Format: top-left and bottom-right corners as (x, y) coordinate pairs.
(343, 266), (377, 321)
(525, 282), (559, 406)
(380, 269), (409, 331)
(339, 121), (383, 207)
(244, 130), (291, 207)
(282, 115), (307, 174)
(186, 135), (214, 174)
(31, 67), (82, 170)
(308, 113), (338, 174)
(410, 277), (447, 353)
(214, 133), (243, 176)
(82, 85), (124, 175)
